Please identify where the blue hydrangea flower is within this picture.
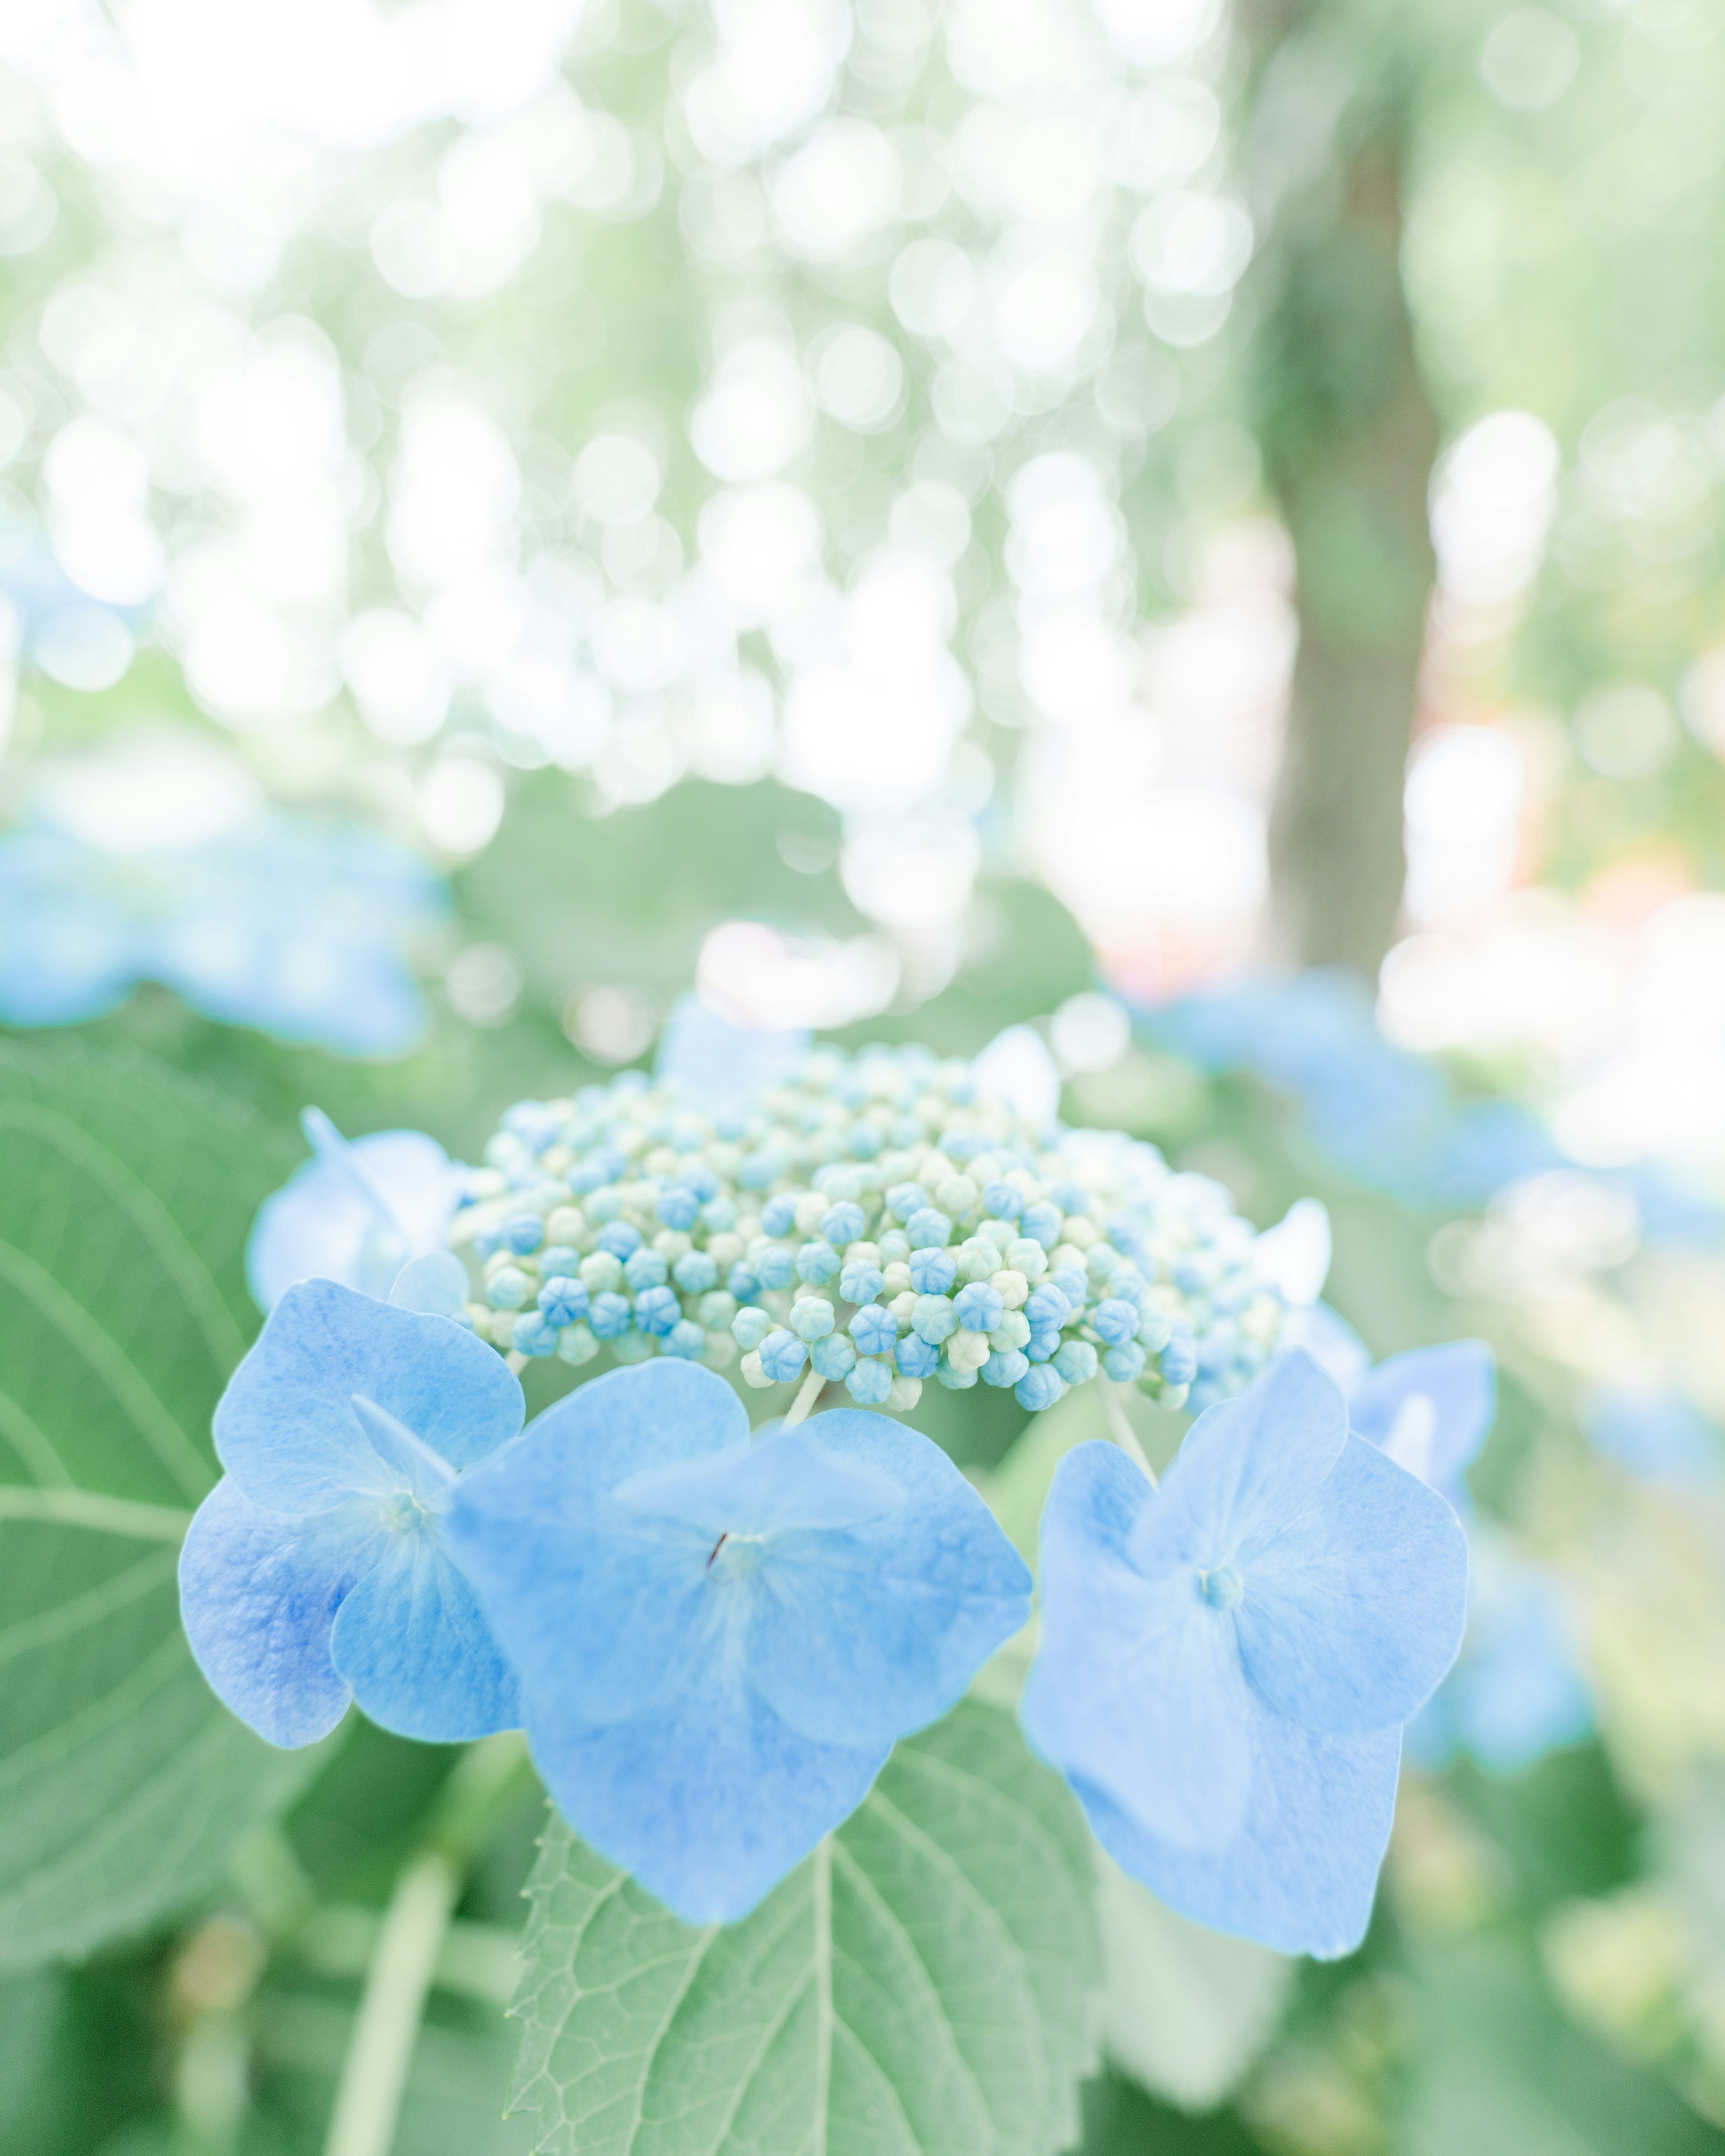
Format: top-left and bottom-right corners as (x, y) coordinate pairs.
(1405, 1526), (1593, 1776)
(179, 1282), (523, 1748)
(0, 811), (445, 1053)
(1021, 1349), (1468, 1957)
(445, 1359), (1031, 1923)
(1348, 1341), (1495, 1515)
(654, 990), (810, 1108)
(247, 1109), (465, 1313)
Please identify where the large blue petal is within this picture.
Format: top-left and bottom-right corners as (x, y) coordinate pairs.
(1021, 1442), (1252, 1853)
(1134, 1348), (1347, 1572)
(1233, 1436), (1469, 1735)
(446, 1359), (750, 1726)
(329, 1528), (519, 1743)
(523, 1648), (890, 1925)
(246, 1115), (462, 1312)
(613, 1428), (905, 1535)
(179, 1476), (384, 1747)
(215, 1281), (523, 1512)
(1349, 1342), (1495, 1501)
(654, 992), (810, 1109)
(741, 1409), (1032, 1750)
(1075, 1708), (1402, 1960)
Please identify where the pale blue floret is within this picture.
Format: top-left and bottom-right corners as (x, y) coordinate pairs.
(1017, 1366), (1064, 1412)
(589, 1293), (632, 1340)
(982, 1349), (1029, 1388)
(596, 1222), (642, 1259)
(624, 1249), (669, 1291)
(1020, 1349), (1468, 1957)
(755, 1246), (796, 1291)
(795, 1240), (841, 1286)
(178, 1282), (523, 1748)
(886, 1183), (926, 1221)
(850, 1304), (898, 1357)
(1103, 1343), (1146, 1383)
(983, 1181), (1023, 1219)
(1093, 1299), (1140, 1348)
(789, 1296), (836, 1343)
(821, 1202), (866, 1246)
(663, 1321), (708, 1360)
(444, 1360), (1031, 1922)
(732, 1307), (773, 1352)
(633, 1286), (681, 1337)
(840, 1260), (885, 1304)
(657, 1188), (701, 1231)
(1054, 1339), (1099, 1385)
(954, 1281), (1004, 1333)
(247, 1109), (465, 1315)
(502, 1214), (544, 1255)
(894, 1336), (940, 1381)
(810, 1334), (858, 1381)
(511, 1312), (558, 1356)
(906, 1207), (953, 1250)
(912, 1294), (959, 1345)
(672, 1251), (718, 1295)
(760, 1329), (809, 1381)
(908, 1248), (958, 1295)
(487, 1268), (531, 1311)
(848, 1358), (894, 1405)
(1026, 1283), (1070, 1330)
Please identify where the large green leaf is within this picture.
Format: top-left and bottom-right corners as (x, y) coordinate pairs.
(509, 1701), (1100, 2156)
(0, 1043), (326, 1970)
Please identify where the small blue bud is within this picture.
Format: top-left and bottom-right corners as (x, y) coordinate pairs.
(810, 1333), (858, 1380)
(1173, 1258), (1208, 1294)
(759, 1330), (809, 1383)
(886, 1183), (928, 1223)
(673, 1250), (719, 1294)
(683, 1164), (721, 1202)
(877, 1229), (911, 1263)
(1160, 1325), (1198, 1387)
(820, 1202), (866, 1247)
(656, 1187), (700, 1231)
(755, 1246), (796, 1291)
(1025, 1283), (1070, 1330)
(1051, 1264), (1089, 1307)
(596, 1221), (642, 1260)
(908, 1247), (958, 1295)
(1019, 1203), (1062, 1249)
(795, 1239), (841, 1286)
(982, 1348), (1031, 1388)
(1110, 1266), (1147, 1303)
(634, 1286), (682, 1337)
(839, 1260), (886, 1305)
(512, 1310), (560, 1357)
(1093, 1298), (1140, 1348)
(624, 1248), (670, 1291)
(790, 1296), (836, 1343)
(850, 1303), (898, 1357)
(1054, 1338), (1099, 1385)
(1137, 1307), (1174, 1353)
(663, 1319), (708, 1359)
(537, 1276), (589, 1327)
(895, 1334), (940, 1380)
(1048, 1180), (1090, 1214)
(540, 1244), (581, 1277)
(982, 1181), (1023, 1220)
(731, 1307), (773, 1351)
(487, 1266), (531, 1311)
(762, 1193), (799, 1237)
(906, 1208), (953, 1250)
(846, 1357), (893, 1405)
(502, 1212), (545, 1255)
(1016, 1366), (1064, 1412)
(1103, 1341), (1146, 1383)
(588, 1291), (632, 1340)
(727, 1264), (760, 1300)
(937, 1361), (979, 1390)
(953, 1281), (1004, 1334)
(847, 1122), (884, 1159)
(701, 1195), (738, 1233)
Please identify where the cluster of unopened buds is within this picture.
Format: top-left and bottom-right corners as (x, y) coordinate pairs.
(449, 1042), (1293, 1419)
(186, 1011), (1476, 1957)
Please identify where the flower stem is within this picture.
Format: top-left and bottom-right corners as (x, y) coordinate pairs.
(320, 1735), (532, 2156)
(1101, 1383), (1158, 1487)
(781, 1365), (827, 1431)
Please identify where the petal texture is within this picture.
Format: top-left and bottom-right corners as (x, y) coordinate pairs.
(330, 1529), (520, 1743)
(179, 1477), (384, 1748)
(1349, 1341), (1495, 1501)
(246, 1119), (462, 1312)
(215, 1281), (523, 1512)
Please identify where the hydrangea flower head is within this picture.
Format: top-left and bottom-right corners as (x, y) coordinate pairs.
(446, 1357), (1031, 1922)
(0, 808), (445, 1054)
(1021, 1349), (1468, 1957)
(446, 1038), (1302, 1418)
(179, 1281), (523, 1748)
(247, 1109), (466, 1313)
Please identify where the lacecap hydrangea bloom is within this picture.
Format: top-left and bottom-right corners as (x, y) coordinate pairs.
(446, 1357), (1030, 1921)
(1022, 1350), (1468, 1957)
(180, 1281), (522, 1746)
(443, 1038), (1316, 1422)
(0, 811), (445, 1055)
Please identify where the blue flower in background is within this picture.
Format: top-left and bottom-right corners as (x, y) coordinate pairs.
(0, 811), (446, 1055)
(247, 1108), (465, 1313)
(1406, 1526), (1592, 1776)
(1022, 1350), (1468, 1957)
(1582, 1382), (1724, 1485)
(179, 1281), (522, 1747)
(655, 990), (809, 1106)
(446, 1358), (1031, 1923)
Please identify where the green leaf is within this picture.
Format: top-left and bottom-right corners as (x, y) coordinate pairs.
(509, 1701), (1101, 2156)
(0, 1043), (328, 1971)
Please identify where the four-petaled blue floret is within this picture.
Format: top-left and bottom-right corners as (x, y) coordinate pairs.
(178, 1282), (523, 1749)
(1020, 1348), (1468, 1959)
(444, 1359), (1031, 1923)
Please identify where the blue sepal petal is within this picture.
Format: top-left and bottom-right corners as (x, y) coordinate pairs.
(329, 1531), (520, 1744)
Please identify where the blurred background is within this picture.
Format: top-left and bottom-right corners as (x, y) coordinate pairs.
(4, 0), (1725, 2149)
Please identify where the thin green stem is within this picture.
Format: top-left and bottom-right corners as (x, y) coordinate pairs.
(1100, 1383), (1157, 1488)
(0, 1485), (192, 1541)
(781, 1365), (827, 1431)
